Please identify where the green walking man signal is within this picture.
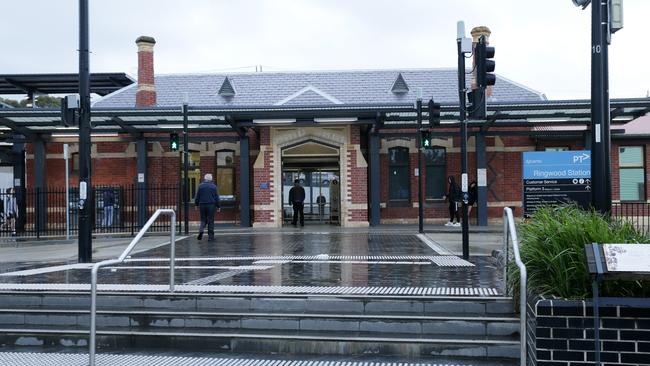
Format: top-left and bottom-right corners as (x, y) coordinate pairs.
(421, 129), (432, 149)
(170, 132), (180, 151)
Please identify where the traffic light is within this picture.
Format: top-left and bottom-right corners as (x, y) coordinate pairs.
(420, 129), (432, 149)
(476, 35), (495, 88)
(428, 99), (441, 126)
(170, 132), (180, 151)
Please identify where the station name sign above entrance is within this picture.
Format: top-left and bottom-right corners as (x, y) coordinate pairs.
(523, 151), (592, 217)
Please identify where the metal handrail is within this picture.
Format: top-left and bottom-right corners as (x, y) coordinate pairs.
(503, 207), (527, 366)
(89, 208), (176, 366)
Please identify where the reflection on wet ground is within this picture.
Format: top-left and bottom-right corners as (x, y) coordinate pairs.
(0, 232), (504, 292)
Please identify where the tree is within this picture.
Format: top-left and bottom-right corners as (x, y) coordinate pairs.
(0, 97), (20, 108)
(0, 95), (62, 108)
(33, 95), (62, 108)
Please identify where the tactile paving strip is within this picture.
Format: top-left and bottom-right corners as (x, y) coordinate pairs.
(0, 283), (499, 296)
(0, 352), (475, 366)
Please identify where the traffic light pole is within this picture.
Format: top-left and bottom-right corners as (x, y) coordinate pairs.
(78, 0), (92, 263)
(457, 35), (470, 260)
(590, 0), (612, 214)
(182, 103), (189, 234)
(416, 97), (424, 234)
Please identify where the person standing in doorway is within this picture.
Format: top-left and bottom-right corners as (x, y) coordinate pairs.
(316, 193), (326, 219)
(194, 173), (220, 242)
(102, 188), (115, 228)
(445, 176), (461, 227)
(289, 179), (305, 227)
(4, 188), (18, 236)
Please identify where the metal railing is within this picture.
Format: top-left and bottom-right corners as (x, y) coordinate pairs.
(502, 207), (527, 366)
(88, 208), (176, 366)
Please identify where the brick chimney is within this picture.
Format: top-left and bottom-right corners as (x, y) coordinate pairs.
(470, 26), (493, 97)
(135, 36), (156, 107)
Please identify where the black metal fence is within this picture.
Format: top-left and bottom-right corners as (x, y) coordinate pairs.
(612, 202), (650, 235)
(0, 185), (181, 238)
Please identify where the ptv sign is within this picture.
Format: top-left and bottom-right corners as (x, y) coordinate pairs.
(522, 150), (592, 217)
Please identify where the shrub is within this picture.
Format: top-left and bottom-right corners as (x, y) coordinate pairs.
(507, 205), (650, 300)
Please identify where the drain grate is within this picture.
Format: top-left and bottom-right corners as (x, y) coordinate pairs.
(0, 352), (476, 366)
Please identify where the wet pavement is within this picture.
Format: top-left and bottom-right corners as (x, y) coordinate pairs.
(0, 231), (505, 293)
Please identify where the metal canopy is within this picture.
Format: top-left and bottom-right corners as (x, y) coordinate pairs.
(0, 98), (647, 139)
(0, 73), (135, 96)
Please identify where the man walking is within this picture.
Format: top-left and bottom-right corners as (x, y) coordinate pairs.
(288, 179), (305, 227)
(194, 173), (220, 241)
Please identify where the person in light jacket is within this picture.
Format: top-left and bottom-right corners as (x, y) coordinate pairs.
(194, 174), (220, 242)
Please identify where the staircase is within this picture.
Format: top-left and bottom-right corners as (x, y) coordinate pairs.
(0, 289), (520, 364)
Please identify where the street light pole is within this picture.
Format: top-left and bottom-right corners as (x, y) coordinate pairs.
(590, 0), (612, 214)
(78, 0), (92, 263)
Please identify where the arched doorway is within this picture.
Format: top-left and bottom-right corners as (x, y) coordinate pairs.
(281, 140), (340, 226)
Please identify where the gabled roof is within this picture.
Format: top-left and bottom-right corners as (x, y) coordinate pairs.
(93, 68), (545, 108)
(275, 85), (342, 105)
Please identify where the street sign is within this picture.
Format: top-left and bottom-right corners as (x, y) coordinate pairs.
(522, 150), (591, 217)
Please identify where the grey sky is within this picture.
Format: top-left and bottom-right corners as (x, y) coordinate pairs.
(1, 0), (649, 100)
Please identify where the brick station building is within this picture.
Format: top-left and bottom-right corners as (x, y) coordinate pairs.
(13, 29), (650, 229)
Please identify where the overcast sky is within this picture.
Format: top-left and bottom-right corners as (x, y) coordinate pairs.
(2, 0), (649, 100)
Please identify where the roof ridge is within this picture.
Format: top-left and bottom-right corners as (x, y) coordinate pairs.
(152, 67), (460, 78)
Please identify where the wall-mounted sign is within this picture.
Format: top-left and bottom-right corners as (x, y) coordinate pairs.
(522, 150), (591, 217)
(260, 182), (269, 189)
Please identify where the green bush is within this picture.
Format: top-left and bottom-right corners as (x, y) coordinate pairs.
(507, 205), (650, 300)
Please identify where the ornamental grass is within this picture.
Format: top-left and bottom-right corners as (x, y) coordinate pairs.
(507, 204), (650, 300)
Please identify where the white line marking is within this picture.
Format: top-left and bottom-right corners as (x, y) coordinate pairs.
(416, 234), (454, 255)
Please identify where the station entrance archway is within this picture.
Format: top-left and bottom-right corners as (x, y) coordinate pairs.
(281, 140), (341, 225)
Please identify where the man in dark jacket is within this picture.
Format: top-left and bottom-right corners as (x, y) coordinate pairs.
(288, 179), (305, 227)
(194, 174), (220, 241)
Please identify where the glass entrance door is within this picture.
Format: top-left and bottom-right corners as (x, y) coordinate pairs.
(282, 169), (340, 225)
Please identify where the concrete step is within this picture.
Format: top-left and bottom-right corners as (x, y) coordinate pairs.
(0, 291), (515, 316)
(0, 326), (521, 359)
(0, 308), (521, 337)
(0, 350), (520, 366)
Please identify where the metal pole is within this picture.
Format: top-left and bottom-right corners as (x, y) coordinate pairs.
(182, 103), (189, 234)
(591, 0), (611, 214)
(78, 0), (92, 263)
(239, 133), (251, 227)
(416, 97), (424, 234)
(170, 211), (176, 292)
(458, 33), (470, 260)
(64, 144), (70, 240)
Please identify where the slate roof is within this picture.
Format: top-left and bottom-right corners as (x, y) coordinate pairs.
(93, 68), (545, 108)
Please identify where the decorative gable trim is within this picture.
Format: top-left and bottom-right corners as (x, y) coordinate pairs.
(274, 85), (343, 106)
(218, 77), (236, 96)
(391, 73), (409, 94)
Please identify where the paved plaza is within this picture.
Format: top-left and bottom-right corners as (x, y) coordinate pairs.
(0, 229), (504, 295)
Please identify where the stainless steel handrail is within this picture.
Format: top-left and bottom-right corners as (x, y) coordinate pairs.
(89, 208), (176, 366)
(503, 207), (527, 366)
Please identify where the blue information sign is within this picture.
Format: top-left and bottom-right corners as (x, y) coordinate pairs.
(522, 151), (592, 216)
